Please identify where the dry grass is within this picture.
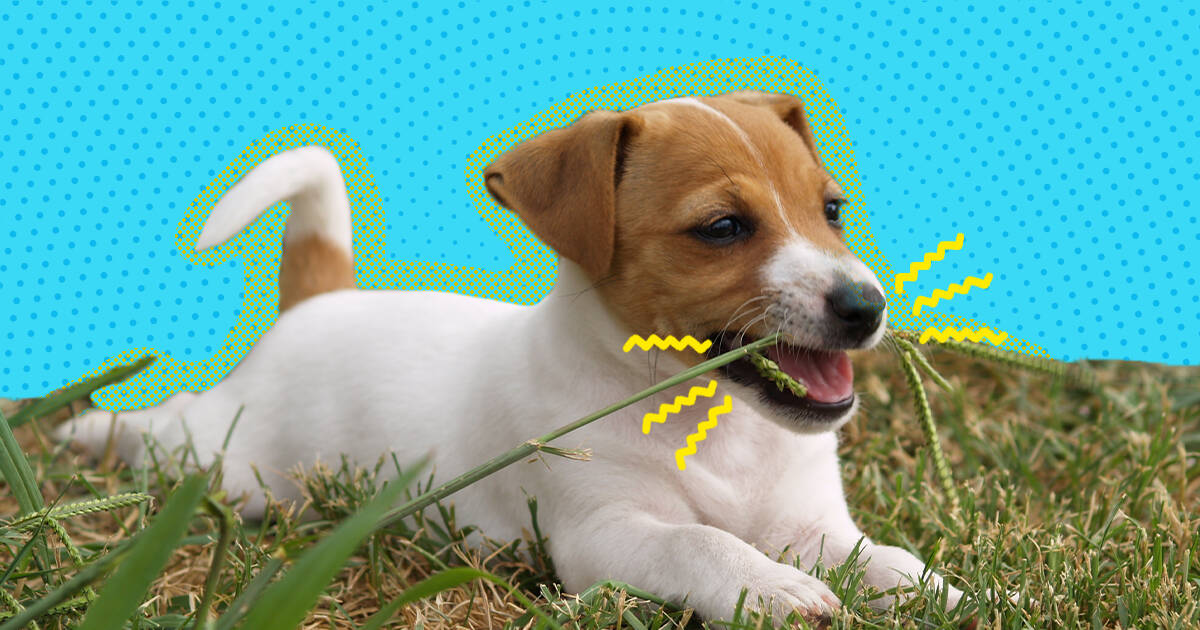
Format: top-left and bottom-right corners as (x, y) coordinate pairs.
(2, 344), (1198, 628)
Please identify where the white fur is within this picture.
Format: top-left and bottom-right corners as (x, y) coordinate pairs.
(764, 238), (889, 350)
(196, 145), (353, 252)
(60, 146), (957, 623)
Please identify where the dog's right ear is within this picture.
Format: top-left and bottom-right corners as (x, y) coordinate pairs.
(720, 90), (828, 174)
(484, 110), (642, 279)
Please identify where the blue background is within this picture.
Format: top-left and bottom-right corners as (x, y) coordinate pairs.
(2, 1), (1198, 397)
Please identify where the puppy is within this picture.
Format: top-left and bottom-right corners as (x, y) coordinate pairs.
(60, 90), (963, 623)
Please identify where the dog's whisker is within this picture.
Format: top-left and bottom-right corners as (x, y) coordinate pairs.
(651, 347), (661, 385)
(724, 296), (770, 332)
(713, 299), (770, 345)
(735, 310), (769, 338)
(734, 312), (772, 347)
(725, 308), (767, 346)
(774, 307), (793, 341)
(52, 91), (954, 626)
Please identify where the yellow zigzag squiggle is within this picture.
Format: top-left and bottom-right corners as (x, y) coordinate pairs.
(623, 334), (712, 354)
(919, 325), (1009, 346)
(674, 396), (733, 471)
(894, 233), (965, 295)
(911, 273), (994, 316)
(642, 380), (719, 434)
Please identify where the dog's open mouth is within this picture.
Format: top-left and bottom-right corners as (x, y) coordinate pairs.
(706, 333), (855, 422)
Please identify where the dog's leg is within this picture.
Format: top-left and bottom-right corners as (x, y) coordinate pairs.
(551, 510), (841, 624)
(788, 516), (964, 612)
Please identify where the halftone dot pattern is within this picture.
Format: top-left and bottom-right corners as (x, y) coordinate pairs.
(835, 4), (1198, 365)
(85, 58), (1042, 411)
(459, 57), (1048, 362)
(2, 3), (1196, 406)
(91, 126), (373, 409)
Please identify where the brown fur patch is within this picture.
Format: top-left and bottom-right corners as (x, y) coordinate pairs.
(595, 93), (851, 360)
(484, 110), (642, 278)
(278, 235), (357, 312)
(483, 91), (854, 363)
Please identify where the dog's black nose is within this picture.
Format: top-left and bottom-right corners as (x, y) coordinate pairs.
(826, 281), (886, 342)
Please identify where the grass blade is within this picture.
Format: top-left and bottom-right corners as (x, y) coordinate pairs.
(193, 497), (236, 628)
(211, 557), (283, 630)
(74, 474), (208, 630)
(357, 568), (490, 630)
(0, 409), (43, 514)
(360, 567), (564, 630)
(234, 460), (427, 630)
(6, 355), (155, 429)
(378, 333), (785, 530)
(0, 536), (137, 629)
(0, 408), (53, 594)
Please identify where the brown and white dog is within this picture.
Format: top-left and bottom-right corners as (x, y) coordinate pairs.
(60, 90), (964, 623)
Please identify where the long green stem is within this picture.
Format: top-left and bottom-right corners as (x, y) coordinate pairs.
(0, 409), (43, 515)
(0, 408), (53, 596)
(897, 347), (959, 509)
(377, 333), (783, 530)
(194, 497), (235, 630)
(892, 336), (953, 392)
(891, 328), (1086, 385)
(6, 493), (151, 533)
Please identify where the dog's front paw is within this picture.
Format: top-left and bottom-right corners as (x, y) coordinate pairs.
(740, 563), (841, 626)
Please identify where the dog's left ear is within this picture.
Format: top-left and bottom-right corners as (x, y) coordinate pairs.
(484, 110), (642, 279)
(721, 90), (828, 172)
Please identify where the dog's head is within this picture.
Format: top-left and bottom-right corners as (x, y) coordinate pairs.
(485, 91), (886, 433)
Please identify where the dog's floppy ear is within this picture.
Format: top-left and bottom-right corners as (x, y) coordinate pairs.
(484, 110), (641, 279)
(721, 90), (828, 172)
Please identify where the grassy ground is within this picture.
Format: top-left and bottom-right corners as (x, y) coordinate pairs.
(1, 344), (1198, 628)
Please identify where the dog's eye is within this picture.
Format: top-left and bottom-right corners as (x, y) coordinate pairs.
(824, 200), (842, 226)
(695, 216), (746, 243)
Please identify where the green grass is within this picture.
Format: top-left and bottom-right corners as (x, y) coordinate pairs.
(1, 341), (1197, 628)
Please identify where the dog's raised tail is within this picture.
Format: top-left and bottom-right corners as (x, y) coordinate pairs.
(196, 145), (357, 311)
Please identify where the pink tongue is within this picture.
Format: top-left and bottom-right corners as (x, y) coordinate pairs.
(768, 347), (854, 403)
